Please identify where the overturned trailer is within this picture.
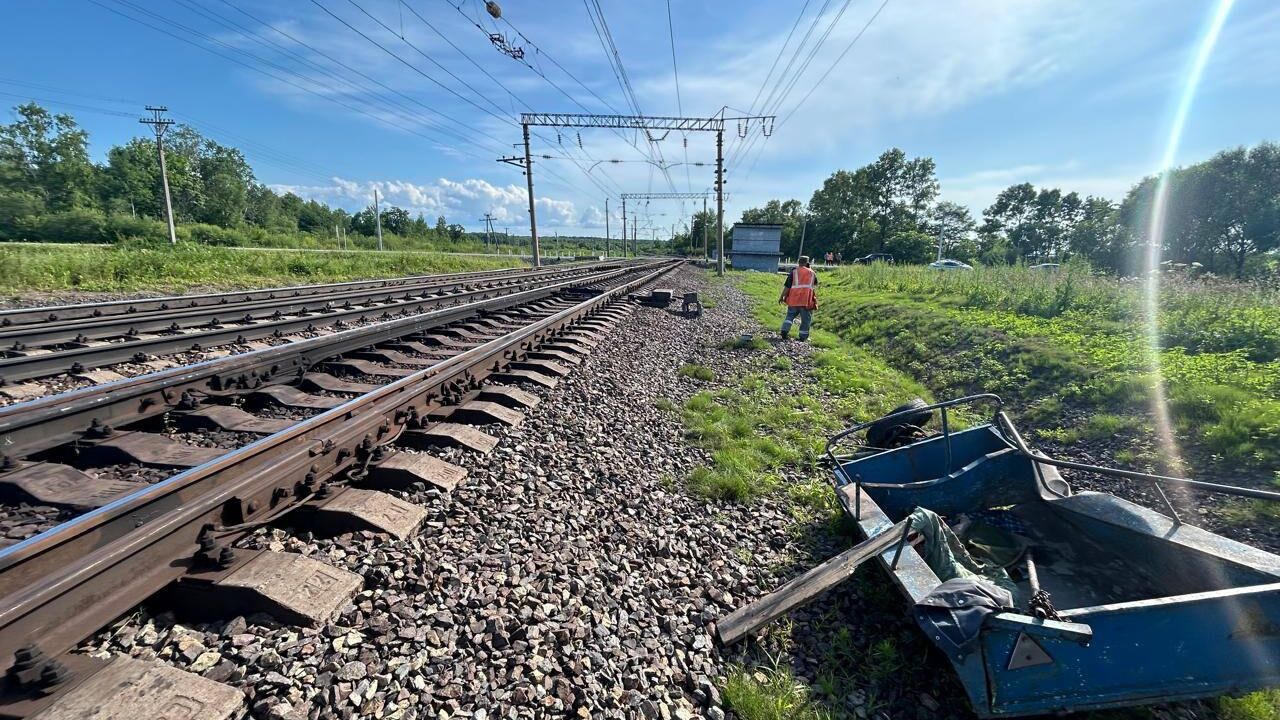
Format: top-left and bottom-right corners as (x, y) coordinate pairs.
(822, 395), (1280, 716)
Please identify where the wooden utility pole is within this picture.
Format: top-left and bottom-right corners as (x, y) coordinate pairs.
(373, 187), (384, 251)
(478, 213), (496, 253)
(139, 106), (176, 245)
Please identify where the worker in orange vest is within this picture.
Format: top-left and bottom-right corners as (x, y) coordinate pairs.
(779, 255), (818, 341)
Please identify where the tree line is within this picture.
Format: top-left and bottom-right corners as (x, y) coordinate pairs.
(0, 103), (486, 250)
(734, 144), (1280, 277)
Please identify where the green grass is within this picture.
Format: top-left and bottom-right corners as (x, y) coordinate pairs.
(1218, 473), (1280, 526)
(653, 397), (679, 413)
(733, 265), (1280, 468)
(1038, 413), (1144, 444)
(678, 278), (932, 505)
(723, 665), (832, 720)
(717, 266), (1280, 718)
(720, 334), (770, 351)
(0, 242), (524, 293)
(1220, 690), (1280, 720)
(680, 355), (927, 505)
(679, 363), (715, 382)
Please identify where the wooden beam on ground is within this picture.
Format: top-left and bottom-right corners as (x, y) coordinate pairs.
(716, 519), (910, 645)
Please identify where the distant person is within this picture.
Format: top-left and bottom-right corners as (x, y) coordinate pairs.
(779, 255), (818, 341)
(835, 251), (842, 265)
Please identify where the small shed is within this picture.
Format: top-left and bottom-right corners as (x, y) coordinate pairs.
(729, 223), (783, 272)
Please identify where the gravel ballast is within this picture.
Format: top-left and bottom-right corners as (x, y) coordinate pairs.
(81, 266), (835, 719)
(71, 266), (1247, 720)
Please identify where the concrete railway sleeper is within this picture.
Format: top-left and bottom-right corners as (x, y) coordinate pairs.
(0, 259), (678, 718)
(0, 262), (624, 389)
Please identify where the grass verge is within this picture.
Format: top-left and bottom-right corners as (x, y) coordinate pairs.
(715, 270), (1280, 720)
(0, 242), (524, 293)
(733, 266), (1280, 468)
(681, 281), (943, 716)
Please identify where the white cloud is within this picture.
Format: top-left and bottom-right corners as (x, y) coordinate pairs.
(270, 175), (581, 229)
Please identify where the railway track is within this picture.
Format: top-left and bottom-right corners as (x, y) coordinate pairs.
(0, 258), (680, 718)
(0, 262), (617, 394)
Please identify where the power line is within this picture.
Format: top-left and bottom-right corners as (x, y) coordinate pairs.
(737, 0), (861, 173)
(780, 0), (893, 128)
(0, 91), (136, 119)
(310, 0), (511, 131)
(726, 0), (848, 172)
(761, 0), (861, 118)
(731, 0), (891, 182)
(580, 0), (677, 193)
(87, 0), (500, 160)
(723, 1), (813, 166)
(181, 0), (507, 156)
(211, 0), (501, 152)
(665, 0), (691, 193)
(320, 0), (623, 199)
(442, 0), (674, 174)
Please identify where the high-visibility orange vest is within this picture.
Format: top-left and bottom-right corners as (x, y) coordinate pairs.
(784, 266), (817, 309)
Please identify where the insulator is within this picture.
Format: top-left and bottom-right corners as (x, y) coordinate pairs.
(577, 132), (583, 148)
(485, 1), (502, 19)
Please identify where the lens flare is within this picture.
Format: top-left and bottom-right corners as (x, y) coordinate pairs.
(1142, 0), (1235, 478)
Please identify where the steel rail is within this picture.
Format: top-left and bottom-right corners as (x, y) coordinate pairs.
(0, 263), (577, 328)
(0, 262), (621, 349)
(0, 264), (635, 459)
(0, 259), (679, 678)
(0, 265), (612, 385)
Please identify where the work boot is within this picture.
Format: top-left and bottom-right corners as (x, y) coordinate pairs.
(779, 333), (790, 341)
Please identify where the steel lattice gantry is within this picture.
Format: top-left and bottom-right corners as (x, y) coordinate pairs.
(521, 114), (726, 132)
(501, 113), (773, 273)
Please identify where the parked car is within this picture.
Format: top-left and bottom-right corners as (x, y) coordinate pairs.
(928, 259), (973, 271)
(1029, 263), (1061, 272)
(853, 253), (894, 265)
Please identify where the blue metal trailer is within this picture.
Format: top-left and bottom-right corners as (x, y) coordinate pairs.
(827, 396), (1280, 717)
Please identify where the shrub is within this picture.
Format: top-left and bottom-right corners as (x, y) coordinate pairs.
(104, 214), (167, 242)
(19, 208), (109, 243)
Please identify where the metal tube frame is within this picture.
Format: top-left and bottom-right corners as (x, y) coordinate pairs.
(824, 393), (1280, 518)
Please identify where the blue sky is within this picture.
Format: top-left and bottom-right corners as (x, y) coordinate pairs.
(1, 0), (1277, 234)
